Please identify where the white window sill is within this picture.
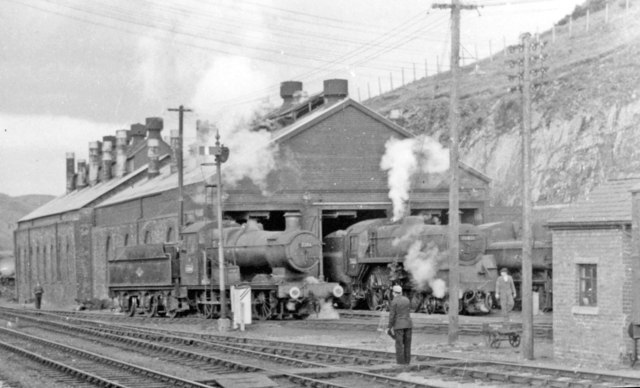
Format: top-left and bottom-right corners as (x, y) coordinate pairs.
(571, 306), (599, 315)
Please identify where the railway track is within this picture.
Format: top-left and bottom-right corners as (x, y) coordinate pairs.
(0, 325), (212, 388)
(0, 307), (635, 387)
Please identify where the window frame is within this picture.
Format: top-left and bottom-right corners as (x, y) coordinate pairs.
(578, 263), (597, 307)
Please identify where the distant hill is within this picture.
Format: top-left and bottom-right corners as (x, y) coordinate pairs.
(0, 193), (55, 252)
(365, 1), (640, 206)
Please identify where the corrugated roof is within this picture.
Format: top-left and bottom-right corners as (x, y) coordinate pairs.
(97, 162), (208, 207)
(19, 164), (148, 222)
(547, 178), (640, 227)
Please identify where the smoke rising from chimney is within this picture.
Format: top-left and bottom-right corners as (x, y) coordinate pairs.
(190, 56), (278, 193)
(380, 135), (449, 221)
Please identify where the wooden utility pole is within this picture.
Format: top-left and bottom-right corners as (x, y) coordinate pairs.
(508, 32), (544, 360)
(168, 105), (192, 235)
(520, 32), (534, 360)
(432, 0), (476, 345)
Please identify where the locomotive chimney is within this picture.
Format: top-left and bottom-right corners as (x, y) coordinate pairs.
(88, 141), (102, 186)
(101, 136), (115, 181)
(170, 129), (179, 174)
(147, 138), (160, 179)
(129, 123), (146, 146)
(284, 212), (302, 231)
(145, 117), (163, 140)
(76, 159), (88, 189)
(280, 81), (303, 106)
(114, 129), (129, 178)
(66, 152), (76, 193)
(323, 79), (348, 104)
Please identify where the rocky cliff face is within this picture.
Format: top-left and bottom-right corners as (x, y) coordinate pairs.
(367, 3), (640, 206)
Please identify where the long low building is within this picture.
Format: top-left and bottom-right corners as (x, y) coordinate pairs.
(14, 79), (491, 307)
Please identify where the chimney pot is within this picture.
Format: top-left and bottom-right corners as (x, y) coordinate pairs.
(147, 138), (160, 179)
(76, 159), (88, 189)
(280, 81), (303, 104)
(115, 129), (129, 178)
(323, 79), (348, 103)
(170, 129), (180, 174)
(88, 141), (102, 186)
(66, 152), (76, 193)
(146, 117), (163, 140)
(284, 212), (302, 231)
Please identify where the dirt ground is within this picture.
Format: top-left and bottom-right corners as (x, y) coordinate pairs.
(2, 295), (640, 382)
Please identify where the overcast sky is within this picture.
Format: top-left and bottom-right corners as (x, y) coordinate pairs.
(0, 0), (583, 196)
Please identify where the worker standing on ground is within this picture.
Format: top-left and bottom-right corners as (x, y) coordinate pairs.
(387, 285), (412, 365)
(495, 268), (516, 323)
(34, 283), (44, 310)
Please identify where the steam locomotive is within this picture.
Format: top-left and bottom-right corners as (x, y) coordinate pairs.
(108, 213), (343, 320)
(323, 216), (551, 314)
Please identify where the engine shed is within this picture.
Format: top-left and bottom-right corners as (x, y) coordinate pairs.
(13, 78), (492, 307)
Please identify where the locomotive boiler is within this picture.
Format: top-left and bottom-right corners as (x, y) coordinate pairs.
(108, 213), (343, 320)
(323, 216), (498, 314)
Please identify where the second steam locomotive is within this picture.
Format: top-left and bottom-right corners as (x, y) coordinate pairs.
(323, 216), (552, 314)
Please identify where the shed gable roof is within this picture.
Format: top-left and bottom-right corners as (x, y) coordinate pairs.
(547, 177), (640, 227)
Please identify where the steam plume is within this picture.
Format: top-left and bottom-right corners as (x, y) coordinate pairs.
(380, 135), (449, 221)
(397, 237), (446, 298)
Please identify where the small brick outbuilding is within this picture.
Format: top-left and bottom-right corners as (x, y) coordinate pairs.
(547, 178), (640, 365)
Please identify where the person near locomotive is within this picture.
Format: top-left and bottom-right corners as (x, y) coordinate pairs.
(495, 268), (516, 323)
(387, 285), (413, 365)
(33, 283), (44, 310)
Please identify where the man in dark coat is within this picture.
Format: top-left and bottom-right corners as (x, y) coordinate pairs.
(387, 284), (412, 365)
(34, 283), (44, 310)
(495, 268), (516, 323)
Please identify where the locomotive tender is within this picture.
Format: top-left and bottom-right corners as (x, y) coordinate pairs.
(108, 213), (343, 320)
(323, 216), (551, 314)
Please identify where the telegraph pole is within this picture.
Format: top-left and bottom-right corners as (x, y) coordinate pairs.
(432, 0), (477, 345)
(507, 33), (546, 360)
(168, 105), (192, 234)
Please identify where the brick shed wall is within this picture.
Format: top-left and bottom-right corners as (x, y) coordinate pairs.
(14, 220), (79, 307)
(552, 228), (634, 365)
(92, 191), (178, 300)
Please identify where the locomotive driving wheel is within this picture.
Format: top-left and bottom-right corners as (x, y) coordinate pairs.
(365, 267), (390, 311)
(127, 296), (138, 317)
(252, 291), (273, 321)
(145, 295), (158, 318)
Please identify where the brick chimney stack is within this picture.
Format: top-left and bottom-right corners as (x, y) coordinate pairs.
(88, 141), (102, 186)
(170, 129), (179, 174)
(66, 152), (76, 193)
(114, 129), (129, 178)
(147, 138), (160, 179)
(76, 159), (88, 189)
(101, 136), (115, 181)
(146, 117), (163, 179)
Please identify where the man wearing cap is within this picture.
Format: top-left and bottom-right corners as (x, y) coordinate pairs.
(387, 284), (412, 365)
(495, 268), (516, 323)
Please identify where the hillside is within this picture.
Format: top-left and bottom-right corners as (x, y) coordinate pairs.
(366, 1), (640, 206)
(0, 193), (55, 252)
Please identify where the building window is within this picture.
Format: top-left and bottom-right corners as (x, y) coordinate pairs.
(144, 230), (151, 244)
(124, 234), (129, 246)
(106, 236), (113, 261)
(578, 264), (597, 306)
(166, 227), (174, 242)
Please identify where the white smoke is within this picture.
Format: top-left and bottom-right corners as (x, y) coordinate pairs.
(380, 135), (449, 221)
(401, 239), (446, 298)
(191, 56), (278, 193)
